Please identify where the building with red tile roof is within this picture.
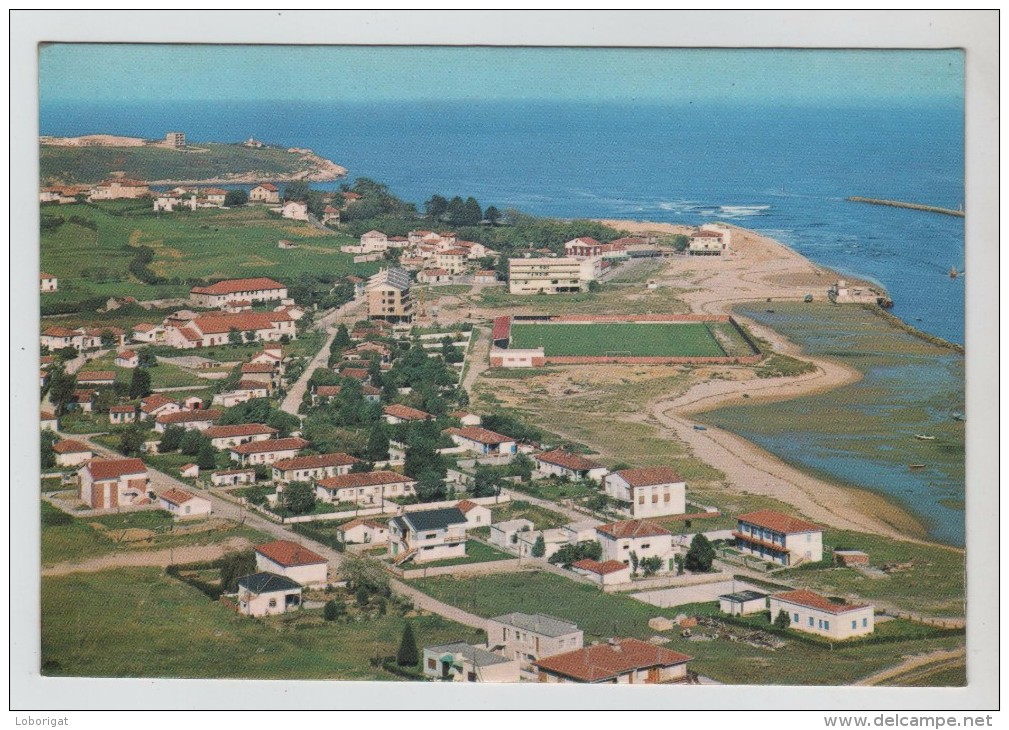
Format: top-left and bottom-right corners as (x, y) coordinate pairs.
(534, 638), (692, 684)
(768, 590), (875, 640)
(535, 449), (607, 482)
(78, 458), (149, 509)
(382, 404), (434, 424)
(154, 409), (223, 432)
(272, 452), (360, 482)
(734, 510), (824, 566)
(228, 437), (309, 466)
(595, 520), (676, 571)
(570, 559), (633, 587)
(189, 277), (288, 308)
(53, 439), (93, 468)
(315, 471), (417, 506)
(204, 423), (278, 448)
(444, 427), (517, 455)
(603, 466), (687, 518)
(255, 539), (328, 586)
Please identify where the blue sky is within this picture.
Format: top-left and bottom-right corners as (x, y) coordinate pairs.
(39, 45), (963, 105)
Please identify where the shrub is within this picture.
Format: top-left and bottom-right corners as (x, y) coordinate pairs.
(396, 622), (419, 667)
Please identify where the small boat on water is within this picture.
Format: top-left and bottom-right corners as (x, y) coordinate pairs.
(914, 434), (936, 441)
(693, 425), (707, 431)
(908, 464), (927, 470)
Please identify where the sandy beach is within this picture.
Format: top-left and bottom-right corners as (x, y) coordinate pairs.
(591, 219), (933, 541)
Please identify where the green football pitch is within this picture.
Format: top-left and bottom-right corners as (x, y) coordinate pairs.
(508, 322), (728, 357)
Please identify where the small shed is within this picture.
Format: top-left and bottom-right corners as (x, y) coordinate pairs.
(718, 590), (768, 616)
(179, 463), (200, 479)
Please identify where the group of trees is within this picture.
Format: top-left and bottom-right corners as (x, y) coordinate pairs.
(156, 424), (218, 469)
(424, 195), (485, 227)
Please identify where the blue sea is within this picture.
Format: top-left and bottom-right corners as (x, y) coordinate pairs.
(40, 98), (965, 345)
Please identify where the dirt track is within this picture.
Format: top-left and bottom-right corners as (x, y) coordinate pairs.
(42, 536), (254, 576)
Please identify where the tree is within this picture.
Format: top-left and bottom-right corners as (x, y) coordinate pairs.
(462, 197), (483, 226)
(531, 534), (546, 558)
(396, 622), (419, 667)
(629, 550), (640, 575)
(219, 551), (257, 592)
(640, 556), (663, 576)
(118, 426), (144, 457)
(548, 540), (603, 567)
(323, 599), (345, 622)
(349, 460), (374, 474)
(179, 429), (206, 456)
(365, 425), (390, 462)
(340, 553), (390, 596)
(587, 280), (602, 293)
(425, 195), (448, 220)
(484, 205), (501, 226)
(774, 609), (791, 629)
(244, 331), (256, 343)
(128, 368), (152, 399)
(332, 323), (352, 351)
(471, 465), (503, 498)
(228, 328), (243, 346)
(47, 365), (76, 416)
(674, 554), (685, 575)
(284, 181), (310, 202)
(41, 430), (59, 469)
(100, 329), (117, 348)
(282, 481), (316, 515)
(224, 189), (248, 207)
(196, 442), (218, 470)
(685, 534), (716, 573)
(671, 234), (690, 252)
(158, 425), (185, 453)
(415, 470), (447, 503)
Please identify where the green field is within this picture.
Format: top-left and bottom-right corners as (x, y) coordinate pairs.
(409, 571), (965, 685)
(509, 322), (727, 357)
(40, 142), (338, 185)
(41, 568), (482, 679)
(40, 203), (378, 304)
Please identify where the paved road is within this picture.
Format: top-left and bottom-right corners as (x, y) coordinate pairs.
(66, 432), (488, 630)
(279, 296), (366, 415)
(461, 326), (490, 394)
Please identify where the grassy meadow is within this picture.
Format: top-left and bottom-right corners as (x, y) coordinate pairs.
(509, 322), (726, 357)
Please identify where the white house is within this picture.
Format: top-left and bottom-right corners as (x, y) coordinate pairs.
(535, 450), (608, 483)
(382, 404), (434, 425)
(688, 228), (727, 256)
(603, 467), (686, 518)
(166, 311), (296, 349)
(159, 488), (212, 519)
(271, 452), (360, 483)
(249, 183), (281, 204)
(733, 510), (824, 566)
(189, 277), (288, 308)
(455, 499), (492, 527)
(485, 613), (583, 679)
(139, 394), (182, 421)
(40, 411), (58, 431)
(389, 507), (468, 565)
(78, 458), (149, 510)
(423, 643), (520, 683)
(571, 559), (633, 587)
(154, 409), (223, 433)
(445, 427), (517, 456)
(40, 272), (59, 293)
(228, 437), (309, 466)
(205, 423), (279, 450)
(131, 323), (165, 343)
(53, 439), (93, 468)
(515, 528), (569, 560)
(315, 471), (417, 506)
(254, 540), (329, 586)
(336, 518), (390, 545)
(210, 468), (256, 487)
(488, 519), (534, 551)
(450, 411), (482, 427)
(596, 520), (676, 573)
(769, 590), (875, 640)
(108, 405), (138, 425)
(114, 350), (140, 369)
(281, 200), (309, 221)
(719, 590), (768, 616)
(179, 463), (200, 479)
(236, 572), (302, 617)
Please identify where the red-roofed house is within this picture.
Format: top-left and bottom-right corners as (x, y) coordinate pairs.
(205, 423), (278, 449)
(114, 350), (139, 368)
(444, 427), (517, 456)
(89, 178), (150, 201)
(595, 520), (675, 571)
(571, 559), (633, 586)
(154, 409), (223, 433)
(337, 518), (390, 545)
(455, 499), (492, 527)
(383, 404), (434, 425)
(228, 437), (309, 466)
(271, 452), (360, 483)
(734, 510), (823, 566)
(535, 450), (608, 483)
(689, 228), (727, 255)
(416, 268), (450, 284)
(210, 468), (256, 487)
(76, 371), (117, 387)
(315, 471), (417, 506)
(450, 411), (482, 427)
(322, 205), (341, 225)
(139, 394), (181, 420)
(534, 638), (692, 684)
(78, 458), (149, 509)
(255, 540), (328, 586)
(53, 439), (93, 468)
(189, 277), (288, 308)
(211, 381), (271, 408)
(159, 488), (212, 518)
(40, 272), (58, 293)
(108, 405), (138, 425)
(768, 590), (874, 640)
(435, 249), (468, 275)
(249, 183), (280, 204)
(41, 411), (58, 431)
(603, 467), (686, 518)
(167, 311), (295, 348)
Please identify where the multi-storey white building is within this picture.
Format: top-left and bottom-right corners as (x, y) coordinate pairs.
(508, 257), (601, 294)
(603, 467), (686, 518)
(733, 510), (824, 566)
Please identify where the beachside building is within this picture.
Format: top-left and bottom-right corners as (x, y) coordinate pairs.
(603, 467), (686, 518)
(768, 590), (875, 640)
(535, 450), (608, 483)
(508, 257), (601, 295)
(486, 613), (583, 678)
(423, 643), (520, 683)
(596, 520), (676, 572)
(189, 277), (288, 308)
(444, 427), (517, 456)
(249, 183), (280, 204)
(236, 573), (302, 617)
(53, 439), (93, 468)
(78, 458), (149, 509)
(255, 540), (328, 586)
(228, 437), (309, 466)
(388, 507), (468, 565)
(733, 510), (824, 566)
(688, 228), (728, 256)
(271, 452), (360, 483)
(366, 267), (413, 324)
(315, 471), (417, 506)
(159, 488), (213, 519)
(564, 237), (629, 260)
(534, 639), (692, 684)
(719, 590), (769, 616)
(40, 272), (58, 293)
(89, 178), (150, 201)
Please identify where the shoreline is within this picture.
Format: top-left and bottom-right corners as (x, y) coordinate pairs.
(593, 217), (955, 546)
